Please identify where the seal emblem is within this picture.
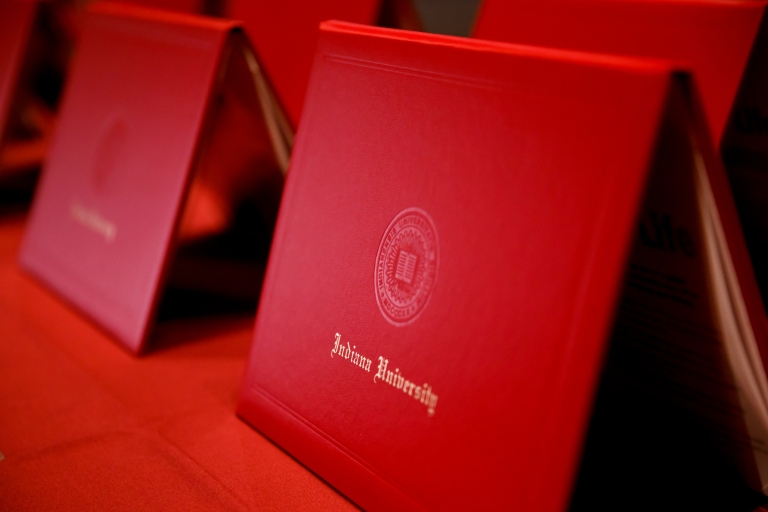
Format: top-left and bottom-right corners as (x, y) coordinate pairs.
(375, 207), (438, 325)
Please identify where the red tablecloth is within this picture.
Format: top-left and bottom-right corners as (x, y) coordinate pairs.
(0, 211), (355, 510)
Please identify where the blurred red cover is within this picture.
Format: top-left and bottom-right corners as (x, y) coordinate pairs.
(473, 0), (765, 147)
(238, 21), (768, 510)
(18, 2), (284, 353)
(0, 0), (36, 144)
(104, 0), (203, 13)
(226, 0), (381, 128)
(475, 0), (768, 333)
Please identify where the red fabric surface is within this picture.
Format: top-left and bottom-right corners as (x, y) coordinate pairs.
(0, 211), (355, 510)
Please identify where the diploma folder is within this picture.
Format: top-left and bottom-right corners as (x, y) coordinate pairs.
(0, 0), (36, 148)
(19, 2), (291, 353)
(226, 0), (381, 129)
(474, 0), (768, 338)
(0, 0), (56, 178)
(473, 0), (766, 146)
(238, 22), (768, 511)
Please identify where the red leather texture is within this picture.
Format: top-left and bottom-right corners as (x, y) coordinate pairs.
(18, 3), (237, 353)
(473, 0), (765, 146)
(226, 0), (381, 128)
(0, 0), (36, 142)
(236, 21), (710, 511)
(0, 212), (354, 510)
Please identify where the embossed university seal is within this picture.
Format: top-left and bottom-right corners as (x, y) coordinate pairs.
(375, 207), (438, 325)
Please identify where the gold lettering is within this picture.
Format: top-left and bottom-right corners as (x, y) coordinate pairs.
(330, 334), (439, 416)
(428, 394), (438, 417)
(70, 202), (117, 242)
(331, 333), (341, 357)
(374, 356), (387, 383)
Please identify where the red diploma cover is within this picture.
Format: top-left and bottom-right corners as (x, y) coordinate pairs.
(0, 0), (36, 145)
(0, 0), (41, 176)
(474, 0), (765, 147)
(238, 22), (768, 511)
(225, 0), (381, 128)
(19, 2), (287, 353)
(474, 0), (768, 348)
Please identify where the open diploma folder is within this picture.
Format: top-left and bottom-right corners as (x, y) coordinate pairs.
(238, 22), (768, 511)
(18, 3), (291, 353)
(225, 0), (382, 129)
